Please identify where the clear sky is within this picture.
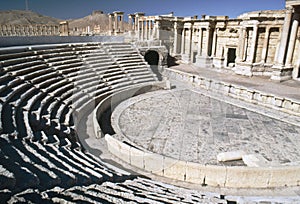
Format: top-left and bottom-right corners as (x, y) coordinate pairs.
(0, 0), (286, 20)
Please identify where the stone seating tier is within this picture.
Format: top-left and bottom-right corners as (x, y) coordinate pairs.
(0, 134), (120, 192)
(0, 102), (2, 133)
(0, 42), (163, 202)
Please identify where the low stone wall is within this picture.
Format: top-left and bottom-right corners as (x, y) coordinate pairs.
(105, 134), (300, 188)
(105, 68), (300, 188)
(93, 81), (168, 138)
(164, 68), (300, 116)
(0, 36), (124, 48)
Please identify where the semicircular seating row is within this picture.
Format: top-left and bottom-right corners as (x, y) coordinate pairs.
(0, 42), (158, 197)
(0, 42), (228, 203)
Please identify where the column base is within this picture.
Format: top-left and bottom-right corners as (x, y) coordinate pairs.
(270, 64), (293, 81)
(212, 57), (225, 68)
(181, 53), (191, 64)
(292, 66), (299, 79)
(195, 55), (212, 67)
(233, 62), (253, 77)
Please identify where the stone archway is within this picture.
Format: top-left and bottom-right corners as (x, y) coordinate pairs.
(144, 50), (163, 80)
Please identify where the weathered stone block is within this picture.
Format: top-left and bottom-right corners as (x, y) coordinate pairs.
(144, 153), (164, 176)
(163, 157), (186, 181)
(239, 88), (254, 101)
(185, 162), (205, 185)
(225, 166), (270, 188)
(204, 79), (212, 90)
(105, 134), (131, 164)
(265, 95), (274, 106)
(221, 83), (231, 94)
(105, 134), (121, 157)
(242, 154), (269, 167)
(229, 86), (240, 98)
(217, 151), (246, 162)
(211, 81), (222, 92)
(292, 102), (300, 113)
(273, 97), (284, 107)
(268, 166), (300, 187)
(117, 141), (131, 164)
(130, 147), (145, 169)
(261, 94), (268, 103)
(199, 78), (207, 88)
(203, 165), (226, 187)
(282, 99), (293, 111)
(253, 92), (262, 102)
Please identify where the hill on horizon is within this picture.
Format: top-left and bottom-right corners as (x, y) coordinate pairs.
(0, 10), (129, 34)
(68, 10), (110, 32)
(0, 10), (61, 25)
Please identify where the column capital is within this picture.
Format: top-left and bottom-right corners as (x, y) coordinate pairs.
(286, 5), (294, 12)
(184, 23), (193, 30)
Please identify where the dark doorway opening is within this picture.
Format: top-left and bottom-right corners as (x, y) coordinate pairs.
(144, 50), (162, 80)
(145, 50), (159, 65)
(227, 48), (236, 67)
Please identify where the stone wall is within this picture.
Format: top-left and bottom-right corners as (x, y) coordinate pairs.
(0, 36), (124, 48)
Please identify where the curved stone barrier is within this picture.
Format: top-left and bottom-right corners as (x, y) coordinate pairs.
(164, 68), (300, 116)
(93, 81), (168, 138)
(105, 134), (300, 188)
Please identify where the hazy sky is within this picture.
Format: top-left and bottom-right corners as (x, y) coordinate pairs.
(0, 0), (286, 20)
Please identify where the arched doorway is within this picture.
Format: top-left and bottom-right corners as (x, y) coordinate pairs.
(144, 50), (162, 80)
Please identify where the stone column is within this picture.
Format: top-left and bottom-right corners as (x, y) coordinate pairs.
(191, 28), (195, 62)
(285, 12), (299, 66)
(275, 6), (293, 65)
(271, 6), (294, 81)
(197, 28), (203, 56)
(141, 20), (144, 40)
(132, 16), (136, 31)
(114, 13), (118, 34)
(237, 27), (246, 61)
(135, 16), (138, 32)
(173, 22), (179, 55)
(59, 21), (69, 36)
(249, 24), (258, 63)
(261, 26), (270, 63)
(195, 27), (207, 66)
(211, 28), (218, 57)
(108, 14), (113, 35)
(119, 14), (124, 32)
(137, 19), (140, 40)
(204, 27), (211, 57)
(148, 20), (152, 40)
(155, 21), (161, 39)
(149, 20), (153, 39)
(181, 28), (186, 54)
(145, 20), (148, 40)
(128, 15), (133, 31)
(187, 26), (193, 55)
(181, 24), (193, 63)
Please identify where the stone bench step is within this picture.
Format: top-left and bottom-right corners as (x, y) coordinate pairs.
(3, 59), (43, 73)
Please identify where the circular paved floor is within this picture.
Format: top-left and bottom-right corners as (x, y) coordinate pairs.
(114, 89), (300, 166)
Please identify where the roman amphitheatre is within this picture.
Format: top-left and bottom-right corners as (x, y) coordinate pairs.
(0, 1), (300, 203)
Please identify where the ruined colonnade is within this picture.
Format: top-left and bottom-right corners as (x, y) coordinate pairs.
(0, 24), (60, 36)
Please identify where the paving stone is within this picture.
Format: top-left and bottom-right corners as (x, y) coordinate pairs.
(116, 89), (300, 165)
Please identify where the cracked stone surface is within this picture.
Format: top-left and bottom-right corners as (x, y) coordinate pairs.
(116, 89), (300, 165)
